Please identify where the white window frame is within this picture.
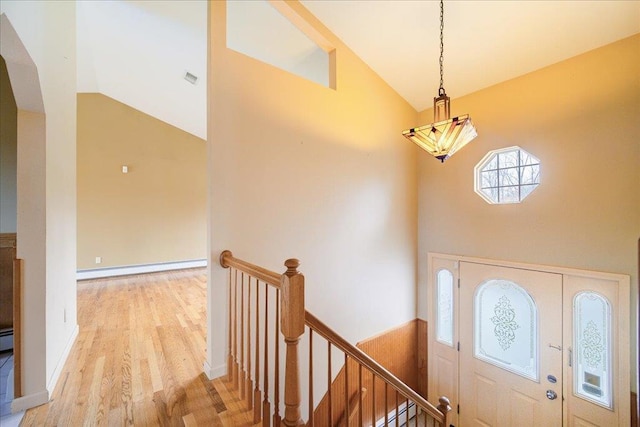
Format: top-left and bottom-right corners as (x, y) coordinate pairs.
(474, 146), (540, 204)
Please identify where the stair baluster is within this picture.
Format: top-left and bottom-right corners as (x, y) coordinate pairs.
(308, 330), (314, 427)
(274, 287), (281, 427)
(240, 272), (246, 400)
(227, 267), (233, 384)
(254, 277), (262, 423)
(232, 269), (238, 388)
(262, 281), (271, 427)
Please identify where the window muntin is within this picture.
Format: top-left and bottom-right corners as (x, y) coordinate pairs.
(573, 292), (612, 409)
(474, 279), (538, 381)
(436, 269), (454, 347)
(475, 147), (540, 204)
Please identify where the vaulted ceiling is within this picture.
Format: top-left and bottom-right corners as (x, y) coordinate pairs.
(76, 1), (640, 139)
(77, 0), (207, 139)
(302, 0), (640, 112)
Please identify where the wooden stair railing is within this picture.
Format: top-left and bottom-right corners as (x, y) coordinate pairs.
(220, 251), (450, 427)
(221, 250), (290, 426)
(305, 312), (450, 427)
(334, 387), (366, 427)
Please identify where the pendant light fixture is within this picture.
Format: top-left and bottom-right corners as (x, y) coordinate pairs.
(402, 0), (477, 163)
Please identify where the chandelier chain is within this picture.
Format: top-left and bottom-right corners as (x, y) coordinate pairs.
(439, 0), (445, 96)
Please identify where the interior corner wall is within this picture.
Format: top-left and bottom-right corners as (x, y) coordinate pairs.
(76, 93), (207, 270)
(0, 0), (77, 406)
(207, 0), (419, 376)
(416, 34), (640, 392)
(0, 55), (17, 233)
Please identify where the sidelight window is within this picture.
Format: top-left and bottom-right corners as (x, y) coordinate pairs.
(573, 292), (612, 409)
(436, 269), (454, 346)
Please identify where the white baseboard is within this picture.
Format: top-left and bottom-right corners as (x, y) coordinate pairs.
(77, 259), (207, 280)
(203, 360), (227, 380)
(0, 410), (25, 426)
(47, 324), (79, 394)
(11, 390), (48, 413)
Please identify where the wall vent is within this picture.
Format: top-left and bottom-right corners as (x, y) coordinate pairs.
(184, 71), (198, 85)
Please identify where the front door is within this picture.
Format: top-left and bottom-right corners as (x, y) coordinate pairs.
(458, 262), (563, 426)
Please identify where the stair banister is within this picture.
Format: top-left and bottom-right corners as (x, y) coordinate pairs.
(304, 311), (450, 426)
(221, 251), (305, 426)
(219, 250), (451, 427)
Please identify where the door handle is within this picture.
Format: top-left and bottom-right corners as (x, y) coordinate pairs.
(548, 344), (562, 351)
(546, 390), (558, 400)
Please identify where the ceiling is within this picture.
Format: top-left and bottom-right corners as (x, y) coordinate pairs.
(76, 1), (640, 139)
(77, 0), (208, 139)
(301, 0), (640, 112)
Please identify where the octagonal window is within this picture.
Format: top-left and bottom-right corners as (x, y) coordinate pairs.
(475, 147), (540, 204)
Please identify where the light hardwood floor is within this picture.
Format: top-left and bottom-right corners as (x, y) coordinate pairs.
(21, 269), (257, 426)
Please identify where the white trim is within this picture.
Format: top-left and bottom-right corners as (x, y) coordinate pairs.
(76, 259), (207, 280)
(11, 390), (49, 413)
(429, 252), (629, 281)
(203, 360), (226, 380)
(473, 146), (541, 205)
(46, 324), (79, 394)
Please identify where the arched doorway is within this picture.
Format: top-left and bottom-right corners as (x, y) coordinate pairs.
(0, 12), (48, 414)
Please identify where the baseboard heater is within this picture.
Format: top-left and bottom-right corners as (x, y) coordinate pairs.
(376, 400), (417, 427)
(77, 259), (207, 280)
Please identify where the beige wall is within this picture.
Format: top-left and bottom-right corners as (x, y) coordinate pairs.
(0, 55), (17, 233)
(207, 0), (419, 378)
(417, 35), (640, 391)
(77, 93), (207, 270)
(1, 0), (77, 408)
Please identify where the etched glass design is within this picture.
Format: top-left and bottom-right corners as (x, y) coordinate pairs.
(436, 269), (454, 346)
(474, 147), (540, 204)
(474, 280), (538, 380)
(574, 292), (612, 409)
(491, 296), (520, 350)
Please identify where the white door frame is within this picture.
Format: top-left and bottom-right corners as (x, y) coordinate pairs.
(427, 253), (630, 426)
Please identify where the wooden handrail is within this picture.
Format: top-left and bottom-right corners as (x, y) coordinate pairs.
(220, 250), (281, 288)
(305, 311), (449, 425)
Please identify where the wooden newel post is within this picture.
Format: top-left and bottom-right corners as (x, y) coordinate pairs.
(280, 258), (304, 427)
(437, 396), (451, 427)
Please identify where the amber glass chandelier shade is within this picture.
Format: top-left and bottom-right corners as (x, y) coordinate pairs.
(402, 113), (477, 162)
(402, 0), (477, 162)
